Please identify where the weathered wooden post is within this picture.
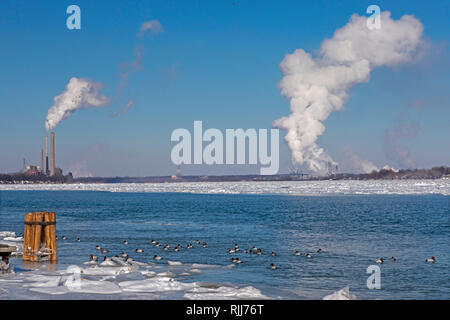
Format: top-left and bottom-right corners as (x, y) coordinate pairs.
(44, 212), (57, 261)
(31, 212), (43, 262)
(23, 212), (33, 261)
(23, 211), (57, 262)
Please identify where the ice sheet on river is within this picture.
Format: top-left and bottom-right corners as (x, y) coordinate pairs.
(1, 180), (448, 195)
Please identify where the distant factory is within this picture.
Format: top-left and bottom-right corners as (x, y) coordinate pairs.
(23, 132), (63, 177)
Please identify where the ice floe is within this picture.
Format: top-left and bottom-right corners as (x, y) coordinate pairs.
(323, 286), (357, 300)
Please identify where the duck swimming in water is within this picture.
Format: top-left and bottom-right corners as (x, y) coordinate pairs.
(123, 240), (128, 245)
(202, 242), (207, 248)
(295, 251), (301, 256)
(154, 255), (162, 260)
(391, 256), (396, 262)
(89, 254), (98, 262)
(135, 248), (143, 253)
(317, 248), (322, 253)
(305, 253), (312, 258)
(228, 248), (236, 254)
(271, 252), (277, 256)
(100, 248), (109, 254)
(425, 256), (436, 263)
(270, 263), (277, 270)
(62, 236), (67, 240)
(375, 258), (384, 264)
(76, 238), (81, 242)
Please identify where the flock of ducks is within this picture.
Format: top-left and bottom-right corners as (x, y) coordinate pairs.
(375, 256), (436, 264)
(226, 243), (323, 269)
(85, 239), (326, 270)
(56, 236), (438, 268)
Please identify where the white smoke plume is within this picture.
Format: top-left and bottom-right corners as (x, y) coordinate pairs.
(274, 12), (424, 173)
(340, 146), (378, 173)
(383, 116), (420, 169)
(110, 99), (134, 118)
(116, 45), (144, 98)
(139, 20), (164, 36)
(45, 77), (109, 131)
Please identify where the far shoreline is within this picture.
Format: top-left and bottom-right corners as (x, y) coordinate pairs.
(1, 165), (449, 185)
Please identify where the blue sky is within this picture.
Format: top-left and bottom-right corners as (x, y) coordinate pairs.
(0, 0), (449, 176)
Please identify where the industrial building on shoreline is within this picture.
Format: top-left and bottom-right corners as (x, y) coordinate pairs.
(21, 132), (68, 180)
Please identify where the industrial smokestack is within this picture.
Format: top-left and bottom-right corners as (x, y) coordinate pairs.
(41, 148), (44, 174)
(45, 136), (49, 175)
(50, 132), (55, 176)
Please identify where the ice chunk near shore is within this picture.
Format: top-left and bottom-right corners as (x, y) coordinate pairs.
(323, 286), (356, 300)
(0, 232), (16, 238)
(2, 236), (23, 242)
(99, 259), (118, 267)
(78, 265), (133, 276)
(184, 285), (269, 300)
(119, 278), (197, 293)
(0, 231), (24, 257)
(63, 279), (122, 294)
(23, 276), (62, 288)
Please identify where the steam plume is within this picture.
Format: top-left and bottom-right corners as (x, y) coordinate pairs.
(383, 114), (420, 169)
(45, 77), (109, 131)
(110, 99), (134, 118)
(274, 12), (423, 173)
(139, 20), (164, 36)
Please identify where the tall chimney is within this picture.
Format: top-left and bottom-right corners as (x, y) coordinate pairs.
(45, 136), (49, 175)
(50, 132), (55, 176)
(41, 148), (44, 173)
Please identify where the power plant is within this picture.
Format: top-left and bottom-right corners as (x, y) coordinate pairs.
(45, 136), (49, 174)
(50, 132), (55, 176)
(21, 132), (63, 178)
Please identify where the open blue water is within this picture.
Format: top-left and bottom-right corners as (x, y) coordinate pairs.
(1, 190), (449, 299)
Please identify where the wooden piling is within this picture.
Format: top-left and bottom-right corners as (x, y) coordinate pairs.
(23, 213), (33, 261)
(44, 212), (57, 261)
(23, 211), (57, 262)
(31, 212), (43, 262)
